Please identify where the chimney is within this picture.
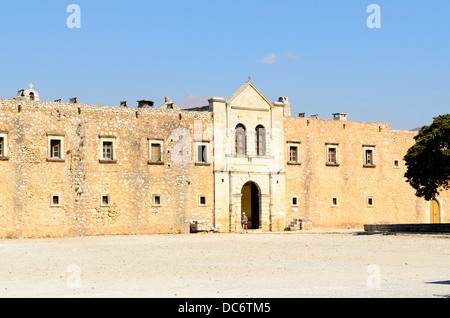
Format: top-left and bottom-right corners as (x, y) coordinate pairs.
(69, 97), (78, 104)
(278, 97), (291, 117)
(120, 101), (127, 107)
(54, 99), (61, 103)
(137, 100), (154, 108)
(298, 113), (305, 118)
(311, 114), (318, 119)
(332, 113), (348, 121)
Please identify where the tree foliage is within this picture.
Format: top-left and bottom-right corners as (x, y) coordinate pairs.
(404, 114), (450, 201)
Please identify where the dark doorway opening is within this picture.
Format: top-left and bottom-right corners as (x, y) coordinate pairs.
(241, 182), (260, 230)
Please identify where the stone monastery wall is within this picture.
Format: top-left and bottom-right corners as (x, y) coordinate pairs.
(284, 116), (449, 229)
(0, 98), (214, 238)
(0, 81), (448, 238)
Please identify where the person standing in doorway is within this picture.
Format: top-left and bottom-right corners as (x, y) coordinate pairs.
(242, 212), (248, 234)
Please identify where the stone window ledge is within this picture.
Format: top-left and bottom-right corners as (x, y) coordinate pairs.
(46, 158), (66, 163)
(287, 161), (302, 166)
(326, 162), (340, 167)
(148, 161), (164, 165)
(363, 164), (377, 168)
(0, 156), (9, 161)
(195, 162), (211, 166)
(99, 159), (118, 164)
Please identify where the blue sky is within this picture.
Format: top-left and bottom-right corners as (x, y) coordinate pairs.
(0, 0), (449, 130)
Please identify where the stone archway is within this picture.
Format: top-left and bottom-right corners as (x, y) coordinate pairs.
(241, 181), (261, 230)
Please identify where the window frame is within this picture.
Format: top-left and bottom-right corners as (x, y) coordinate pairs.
(286, 141), (301, 165)
(100, 194), (110, 207)
(46, 133), (65, 162)
(235, 124), (247, 156)
(393, 159), (400, 169)
(99, 135), (117, 164)
(148, 138), (164, 165)
(199, 195), (207, 207)
(152, 194), (162, 207)
(50, 193), (62, 207)
(326, 143), (339, 166)
(363, 145), (376, 168)
(331, 197), (339, 207)
(367, 196), (374, 208)
(255, 125), (266, 157)
(0, 131), (8, 160)
(195, 140), (210, 165)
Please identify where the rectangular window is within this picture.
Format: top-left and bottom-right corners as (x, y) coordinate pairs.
(393, 159), (399, 168)
(367, 196), (374, 207)
(195, 141), (210, 165)
(51, 193), (61, 207)
(287, 141), (301, 164)
(365, 149), (373, 165)
(290, 146), (298, 162)
(148, 139), (164, 165)
(328, 147), (337, 164)
(332, 197), (339, 207)
(99, 135), (117, 163)
(363, 145), (376, 167)
(50, 139), (61, 158)
(102, 141), (113, 160)
(101, 194), (110, 207)
(151, 143), (162, 162)
(153, 194), (161, 207)
(326, 143), (339, 166)
(292, 197), (298, 206)
(0, 137), (3, 157)
(46, 133), (65, 162)
(197, 145), (207, 163)
(199, 195), (206, 206)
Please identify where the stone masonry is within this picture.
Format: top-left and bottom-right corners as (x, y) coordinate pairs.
(0, 80), (448, 238)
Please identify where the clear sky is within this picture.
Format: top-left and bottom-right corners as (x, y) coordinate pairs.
(0, 0), (449, 130)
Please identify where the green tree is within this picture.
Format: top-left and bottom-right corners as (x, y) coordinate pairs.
(404, 114), (450, 201)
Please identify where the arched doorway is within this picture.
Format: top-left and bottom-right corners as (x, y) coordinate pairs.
(430, 199), (441, 224)
(241, 182), (260, 229)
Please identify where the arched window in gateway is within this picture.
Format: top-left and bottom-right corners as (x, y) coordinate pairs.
(235, 124), (246, 156)
(255, 125), (266, 156)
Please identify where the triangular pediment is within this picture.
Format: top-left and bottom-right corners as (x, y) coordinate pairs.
(226, 80), (272, 111)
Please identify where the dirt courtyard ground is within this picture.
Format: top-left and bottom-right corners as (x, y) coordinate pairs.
(0, 230), (449, 298)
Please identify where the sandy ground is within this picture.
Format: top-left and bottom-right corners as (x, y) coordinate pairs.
(0, 230), (449, 298)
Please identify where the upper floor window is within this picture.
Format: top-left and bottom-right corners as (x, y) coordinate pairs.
(103, 142), (113, 160)
(235, 124), (246, 156)
(255, 125), (266, 156)
(197, 145), (207, 163)
(195, 141), (210, 165)
(0, 136), (4, 157)
(363, 145), (376, 167)
(46, 133), (65, 162)
(148, 138), (164, 165)
(290, 146), (298, 162)
(99, 135), (117, 163)
(0, 131), (8, 160)
(326, 143), (339, 166)
(286, 141), (301, 165)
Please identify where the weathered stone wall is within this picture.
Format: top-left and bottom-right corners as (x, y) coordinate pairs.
(284, 116), (449, 229)
(1, 87), (448, 238)
(0, 98), (214, 238)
